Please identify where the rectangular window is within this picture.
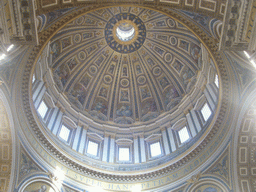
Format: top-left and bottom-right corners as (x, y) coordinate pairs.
(119, 147), (130, 161)
(178, 127), (190, 143)
(150, 142), (161, 157)
(32, 74), (35, 83)
(87, 141), (99, 156)
(201, 103), (212, 121)
(38, 101), (48, 119)
(59, 125), (70, 142)
(214, 74), (219, 88)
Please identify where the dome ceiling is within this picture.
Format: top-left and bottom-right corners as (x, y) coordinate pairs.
(49, 7), (202, 126)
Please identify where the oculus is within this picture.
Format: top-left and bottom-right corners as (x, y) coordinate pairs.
(105, 13), (146, 53)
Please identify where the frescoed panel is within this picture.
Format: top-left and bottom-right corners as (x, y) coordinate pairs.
(185, 0), (195, 6)
(191, 43), (202, 64)
(85, 44), (98, 56)
(23, 182), (55, 192)
(156, 34), (169, 42)
(61, 36), (72, 50)
(140, 86), (151, 100)
(54, 64), (70, 88)
(119, 89), (130, 102)
(83, 32), (94, 40)
(172, 59), (184, 73)
(69, 83), (86, 107)
(158, 76), (170, 91)
(108, 62), (116, 74)
(135, 63), (143, 75)
(163, 86), (180, 106)
(94, 54), (105, 67)
(91, 98), (108, 117)
(0, 179), (7, 192)
(98, 86), (109, 99)
(116, 104), (133, 118)
(67, 57), (79, 71)
(199, 0), (217, 12)
(180, 66), (195, 88)
(145, 56), (155, 68)
(160, 0), (180, 4)
(141, 100), (158, 117)
(178, 39), (190, 52)
(193, 183), (223, 192)
(122, 65), (128, 77)
(84, 17), (98, 26)
(50, 41), (61, 62)
(41, 0), (57, 8)
(153, 46), (165, 57)
(79, 74), (92, 89)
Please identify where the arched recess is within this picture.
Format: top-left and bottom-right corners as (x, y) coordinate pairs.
(18, 176), (61, 192)
(185, 178), (229, 192)
(233, 81), (256, 192)
(0, 88), (17, 192)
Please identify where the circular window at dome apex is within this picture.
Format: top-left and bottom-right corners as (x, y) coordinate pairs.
(116, 21), (135, 41)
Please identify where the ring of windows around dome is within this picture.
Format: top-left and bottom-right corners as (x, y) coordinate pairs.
(31, 42), (219, 169)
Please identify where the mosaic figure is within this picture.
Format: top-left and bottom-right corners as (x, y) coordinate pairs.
(159, 76), (170, 90)
(92, 100), (108, 116)
(120, 90), (129, 102)
(155, 20), (166, 27)
(83, 32), (93, 39)
(55, 65), (69, 86)
(99, 87), (108, 98)
(179, 40), (189, 51)
(136, 65), (142, 74)
(108, 64), (115, 74)
(95, 55), (104, 66)
(140, 86), (151, 100)
(20, 153), (39, 177)
(163, 87), (179, 105)
(67, 57), (78, 71)
(141, 100), (157, 116)
(157, 34), (168, 41)
(0, 179), (6, 191)
(51, 41), (60, 61)
(146, 57), (155, 67)
(71, 83), (86, 104)
(191, 44), (201, 64)
(172, 59), (184, 73)
(86, 44), (97, 55)
(23, 182), (54, 192)
(84, 17), (97, 25)
(61, 37), (71, 50)
(123, 66), (128, 76)
(25, 185), (47, 192)
(116, 105), (132, 117)
(181, 67), (195, 87)
(80, 75), (91, 88)
(154, 46), (165, 56)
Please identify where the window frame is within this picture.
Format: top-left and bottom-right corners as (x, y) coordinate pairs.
(149, 141), (162, 158)
(200, 102), (212, 123)
(115, 138), (133, 163)
(58, 124), (72, 143)
(118, 147), (130, 162)
(145, 134), (164, 160)
(214, 74), (219, 88)
(86, 139), (100, 157)
(177, 126), (190, 144)
(85, 133), (104, 159)
(37, 100), (49, 120)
